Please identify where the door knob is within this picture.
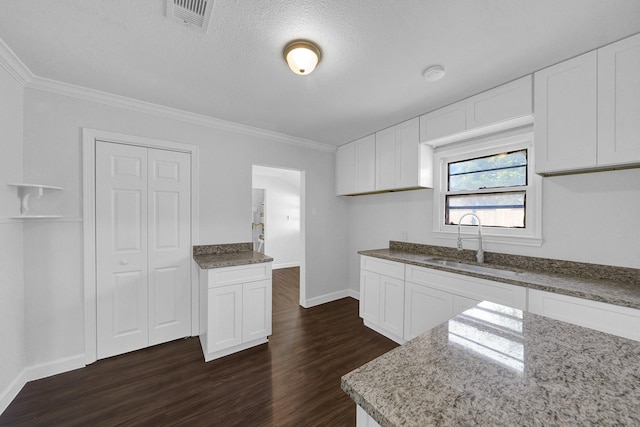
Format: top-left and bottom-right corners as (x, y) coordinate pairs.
(120, 259), (128, 265)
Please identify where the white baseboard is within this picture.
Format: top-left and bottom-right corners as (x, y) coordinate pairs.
(272, 262), (301, 270)
(348, 288), (360, 300)
(302, 289), (351, 308)
(24, 353), (85, 382)
(0, 369), (27, 415)
(0, 353), (85, 415)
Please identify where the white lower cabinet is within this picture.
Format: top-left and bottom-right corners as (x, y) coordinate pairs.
(403, 264), (527, 341)
(356, 405), (381, 427)
(404, 282), (454, 341)
(360, 257), (405, 344)
(199, 262), (272, 361)
(360, 256), (528, 343)
(528, 289), (640, 342)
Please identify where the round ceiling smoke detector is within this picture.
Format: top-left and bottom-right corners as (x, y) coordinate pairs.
(423, 65), (446, 82)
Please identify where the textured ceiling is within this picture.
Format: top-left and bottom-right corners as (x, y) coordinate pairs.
(1, 0), (640, 146)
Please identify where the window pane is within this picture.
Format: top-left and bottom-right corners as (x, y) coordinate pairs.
(446, 192), (525, 228)
(449, 166), (526, 192)
(449, 150), (527, 191)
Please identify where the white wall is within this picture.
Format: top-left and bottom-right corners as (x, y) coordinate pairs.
(20, 88), (349, 367)
(0, 63), (25, 409)
(253, 166), (302, 269)
(346, 166), (640, 292)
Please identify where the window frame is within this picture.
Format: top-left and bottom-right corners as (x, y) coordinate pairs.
(432, 130), (542, 247)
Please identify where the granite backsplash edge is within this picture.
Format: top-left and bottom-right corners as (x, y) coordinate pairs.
(387, 241), (640, 286)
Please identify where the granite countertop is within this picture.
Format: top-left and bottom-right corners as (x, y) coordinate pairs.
(360, 241), (640, 310)
(342, 301), (640, 426)
(193, 243), (273, 269)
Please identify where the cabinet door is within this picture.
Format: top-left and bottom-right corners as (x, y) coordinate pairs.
(466, 75), (532, 129)
(534, 51), (598, 174)
(405, 264), (527, 310)
(396, 117), (420, 189)
(207, 284), (243, 353)
(379, 275), (404, 339)
(404, 282), (454, 341)
(360, 270), (381, 325)
(419, 100), (466, 142)
(528, 289), (640, 342)
(354, 134), (376, 193)
(598, 33), (640, 167)
(336, 142), (355, 195)
(375, 126), (396, 191)
(453, 295), (481, 317)
(243, 279), (272, 341)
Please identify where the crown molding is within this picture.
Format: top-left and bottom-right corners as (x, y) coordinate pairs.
(0, 38), (34, 85)
(0, 38), (336, 153)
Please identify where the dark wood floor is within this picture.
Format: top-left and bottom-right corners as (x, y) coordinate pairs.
(1, 267), (397, 426)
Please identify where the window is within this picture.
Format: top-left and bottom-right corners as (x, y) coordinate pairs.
(446, 150), (527, 228)
(433, 131), (542, 246)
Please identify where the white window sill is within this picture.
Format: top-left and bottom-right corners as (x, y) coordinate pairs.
(432, 230), (543, 248)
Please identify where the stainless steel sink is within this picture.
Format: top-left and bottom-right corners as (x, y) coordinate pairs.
(421, 257), (523, 278)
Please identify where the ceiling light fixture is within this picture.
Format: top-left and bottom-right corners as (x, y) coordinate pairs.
(284, 40), (321, 75)
(423, 65), (446, 82)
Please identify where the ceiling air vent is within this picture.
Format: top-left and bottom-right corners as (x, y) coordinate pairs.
(166, 0), (214, 31)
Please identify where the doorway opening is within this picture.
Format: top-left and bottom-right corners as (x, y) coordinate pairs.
(252, 165), (305, 306)
(252, 188), (266, 254)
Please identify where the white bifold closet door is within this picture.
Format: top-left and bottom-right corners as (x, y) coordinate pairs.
(96, 141), (191, 359)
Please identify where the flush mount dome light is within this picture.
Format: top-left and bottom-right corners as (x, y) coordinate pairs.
(423, 65), (446, 82)
(284, 40), (321, 75)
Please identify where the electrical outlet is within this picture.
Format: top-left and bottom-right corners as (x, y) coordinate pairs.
(401, 231), (408, 241)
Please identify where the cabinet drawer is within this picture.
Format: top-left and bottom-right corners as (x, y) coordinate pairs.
(208, 262), (272, 288)
(466, 75), (532, 129)
(405, 264), (526, 310)
(361, 256), (404, 279)
(528, 289), (640, 342)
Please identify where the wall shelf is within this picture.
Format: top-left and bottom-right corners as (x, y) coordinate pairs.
(7, 183), (64, 218)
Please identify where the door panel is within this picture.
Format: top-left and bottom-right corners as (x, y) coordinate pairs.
(112, 270), (147, 337)
(151, 266), (179, 327)
(243, 279), (272, 341)
(379, 276), (404, 338)
(96, 142), (149, 359)
(598, 33), (640, 166)
(360, 271), (381, 325)
(148, 148), (191, 345)
(404, 282), (453, 341)
(208, 284), (243, 353)
(113, 189), (143, 251)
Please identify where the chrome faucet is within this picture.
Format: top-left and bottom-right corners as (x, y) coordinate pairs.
(457, 213), (484, 264)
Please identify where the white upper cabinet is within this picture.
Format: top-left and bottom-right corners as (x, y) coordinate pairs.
(376, 117), (430, 192)
(336, 118), (432, 196)
(597, 33), (640, 167)
(375, 126), (397, 191)
(419, 100), (466, 142)
(354, 134), (376, 194)
(420, 76), (533, 146)
(535, 32), (640, 175)
(396, 118), (428, 189)
(534, 51), (598, 174)
(465, 75), (533, 129)
(335, 142), (355, 196)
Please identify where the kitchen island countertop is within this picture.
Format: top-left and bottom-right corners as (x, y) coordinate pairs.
(342, 301), (640, 426)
